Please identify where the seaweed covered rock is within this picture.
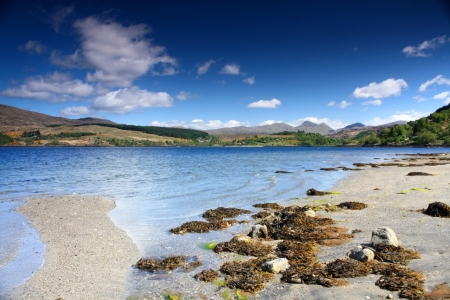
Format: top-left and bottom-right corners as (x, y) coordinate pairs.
(338, 201), (368, 210)
(169, 220), (237, 234)
(135, 255), (202, 272)
(253, 202), (283, 210)
(202, 207), (251, 222)
(371, 227), (400, 247)
(251, 211), (272, 220)
(194, 268), (219, 282)
(213, 236), (274, 257)
(306, 188), (331, 196)
(423, 202), (450, 218)
(249, 224), (269, 239)
(406, 172), (434, 176)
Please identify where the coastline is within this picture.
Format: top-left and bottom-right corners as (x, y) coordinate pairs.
(12, 195), (140, 300)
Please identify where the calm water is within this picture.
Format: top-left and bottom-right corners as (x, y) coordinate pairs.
(0, 146), (447, 295)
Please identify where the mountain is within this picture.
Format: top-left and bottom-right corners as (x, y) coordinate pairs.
(0, 104), (115, 130)
(344, 123), (365, 129)
(206, 121), (334, 135)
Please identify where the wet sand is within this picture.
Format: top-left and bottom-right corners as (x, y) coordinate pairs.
(13, 195), (140, 300)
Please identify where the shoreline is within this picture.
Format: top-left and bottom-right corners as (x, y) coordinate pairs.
(12, 195), (140, 300)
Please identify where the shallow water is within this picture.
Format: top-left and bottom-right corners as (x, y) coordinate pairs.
(0, 146), (447, 296)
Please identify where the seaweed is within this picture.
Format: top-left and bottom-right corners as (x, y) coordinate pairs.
(213, 236), (274, 257)
(337, 201), (368, 210)
(219, 258), (275, 293)
(326, 258), (373, 278)
(135, 255), (202, 272)
(195, 268), (220, 282)
(251, 211), (272, 220)
(373, 263), (425, 300)
(203, 207), (251, 222)
(373, 244), (420, 265)
(423, 202), (450, 218)
(169, 220), (237, 234)
(275, 170), (293, 174)
(406, 172), (434, 176)
(253, 203), (283, 209)
(276, 240), (319, 264)
(320, 168), (338, 171)
(307, 188), (331, 196)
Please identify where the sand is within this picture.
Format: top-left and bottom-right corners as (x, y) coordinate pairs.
(9, 155), (450, 300)
(12, 195), (140, 300)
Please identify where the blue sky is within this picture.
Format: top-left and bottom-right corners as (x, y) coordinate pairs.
(1, 0), (450, 130)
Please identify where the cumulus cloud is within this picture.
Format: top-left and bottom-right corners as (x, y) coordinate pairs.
(150, 119), (250, 130)
(18, 40), (47, 54)
(327, 101), (335, 106)
(176, 91), (191, 100)
(339, 100), (352, 108)
(197, 60), (215, 75)
(51, 17), (177, 87)
(60, 106), (90, 116)
(362, 99), (382, 106)
(353, 78), (408, 98)
(248, 98), (281, 108)
(413, 95), (427, 102)
(91, 86), (173, 114)
(418, 75), (450, 92)
(243, 76), (255, 85)
(402, 35), (449, 57)
(433, 91), (450, 100)
(365, 110), (429, 126)
(219, 63), (242, 75)
(0, 72), (93, 102)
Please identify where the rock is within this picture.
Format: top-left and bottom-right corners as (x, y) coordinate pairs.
(275, 170), (293, 174)
(304, 209), (316, 218)
(235, 235), (252, 243)
(249, 224), (268, 239)
(387, 294), (394, 299)
(261, 258), (290, 274)
(423, 202), (450, 218)
(371, 227), (399, 247)
(348, 246), (375, 262)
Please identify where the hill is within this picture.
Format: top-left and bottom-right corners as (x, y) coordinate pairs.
(206, 121), (334, 135)
(0, 104), (115, 130)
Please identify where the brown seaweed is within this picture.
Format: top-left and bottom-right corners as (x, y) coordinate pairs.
(337, 201), (368, 210)
(213, 236), (274, 257)
(373, 244), (420, 265)
(406, 172), (434, 176)
(423, 202), (450, 218)
(169, 220), (237, 234)
(306, 188), (331, 196)
(253, 203), (283, 209)
(135, 255), (202, 272)
(194, 268), (219, 282)
(202, 207), (251, 222)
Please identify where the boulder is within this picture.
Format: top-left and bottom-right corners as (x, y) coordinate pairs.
(371, 227), (399, 247)
(304, 209), (316, 218)
(261, 258), (290, 274)
(250, 224), (268, 239)
(348, 246), (375, 262)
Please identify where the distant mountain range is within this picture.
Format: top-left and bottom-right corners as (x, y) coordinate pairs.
(206, 121), (334, 135)
(0, 104), (115, 130)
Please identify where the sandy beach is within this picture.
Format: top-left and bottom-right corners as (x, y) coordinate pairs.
(12, 195), (140, 300)
(7, 154), (450, 300)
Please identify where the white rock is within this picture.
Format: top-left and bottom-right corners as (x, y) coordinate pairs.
(261, 258), (290, 274)
(387, 294), (394, 299)
(304, 209), (316, 218)
(371, 227), (399, 247)
(250, 224), (268, 238)
(348, 246), (374, 262)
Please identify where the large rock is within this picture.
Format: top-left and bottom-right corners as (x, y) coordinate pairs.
(371, 227), (399, 247)
(250, 224), (268, 239)
(348, 246), (375, 262)
(304, 208), (316, 218)
(261, 258), (290, 274)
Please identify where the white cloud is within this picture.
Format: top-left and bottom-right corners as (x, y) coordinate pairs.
(365, 110), (429, 126)
(327, 101), (335, 107)
(47, 6), (74, 33)
(219, 63), (242, 75)
(413, 95), (427, 102)
(243, 76), (255, 85)
(419, 75), (450, 92)
(197, 60), (215, 75)
(286, 117), (349, 130)
(362, 99), (382, 106)
(339, 100), (352, 108)
(176, 91), (191, 100)
(402, 35), (449, 57)
(51, 17), (177, 87)
(92, 86), (173, 114)
(150, 119), (250, 130)
(0, 72), (94, 102)
(60, 106), (90, 116)
(433, 91), (450, 100)
(248, 98), (281, 108)
(353, 78), (408, 98)
(18, 40), (47, 54)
